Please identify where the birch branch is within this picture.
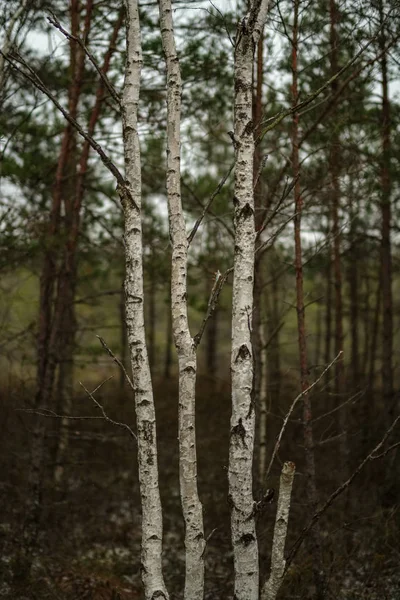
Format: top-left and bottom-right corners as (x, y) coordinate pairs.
(261, 461), (296, 600)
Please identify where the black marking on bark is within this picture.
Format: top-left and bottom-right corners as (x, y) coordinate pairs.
(231, 418), (246, 447)
(138, 398), (150, 407)
(183, 365), (195, 374)
(240, 532), (255, 546)
(236, 344), (251, 361)
(239, 202), (254, 220)
(244, 119), (254, 136)
(126, 295), (143, 304)
(151, 592), (168, 599)
(233, 195), (240, 206)
(142, 421), (154, 465)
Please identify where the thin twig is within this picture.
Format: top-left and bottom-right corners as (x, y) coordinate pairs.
(80, 381), (137, 441)
(285, 414), (400, 570)
(258, 24), (387, 139)
(17, 408), (105, 420)
(97, 335), (135, 393)
(182, 177), (234, 240)
(1, 50), (132, 202)
(187, 163), (234, 244)
(256, 175), (298, 240)
(256, 211), (299, 259)
(312, 389), (364, 423)
(193, 267), (233, 347)
(48, 11), (122, 108)
(264, 352), (343, 482)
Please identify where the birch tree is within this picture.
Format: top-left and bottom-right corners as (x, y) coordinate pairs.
(158, 1), (205, 599)
(119, 1), (168, 597)
(229, 2), (270, 598)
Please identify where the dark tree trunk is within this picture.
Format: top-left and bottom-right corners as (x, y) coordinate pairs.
(164, 291), (173, 379)
(348, 195), (359, 389)
(292, 3), (324, 596)
(148, 256), (156, 374)
(378, 0), (394, 423)
(329, 0), (348, 474)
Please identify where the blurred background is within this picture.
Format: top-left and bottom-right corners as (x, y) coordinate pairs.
(0, 0), (400, 598)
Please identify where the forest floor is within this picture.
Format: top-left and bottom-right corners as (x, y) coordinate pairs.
(1, 375), (400, 599)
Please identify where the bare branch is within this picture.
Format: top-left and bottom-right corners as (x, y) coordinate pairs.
(48, 11), (122, 108)
(193, 267), (233, 347)
(79, 381), (137, 442)
(265, 352), (343, 482)
(285, 414), (400, 570)
(187, 163), (234, 245)
(97, 335), (135, 393)
(0, 50), (133, 204)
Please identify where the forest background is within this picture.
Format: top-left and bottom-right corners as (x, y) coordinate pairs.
(0, 0), (400, 598)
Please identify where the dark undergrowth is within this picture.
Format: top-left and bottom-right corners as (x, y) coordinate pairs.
(1, 375), (399, 599)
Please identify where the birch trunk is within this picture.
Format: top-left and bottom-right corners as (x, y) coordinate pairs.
(120, 2), (168, 597)
(158, 2), (205, 599)
(261, 462), (295, 600)
(229, 3), (270, 599)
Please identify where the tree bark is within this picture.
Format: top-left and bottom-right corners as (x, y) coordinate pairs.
(261, 462), (296, 600)
(229, 3), (270, 598)
(120, 2), (168, 597)
(158, 1), (205, 598)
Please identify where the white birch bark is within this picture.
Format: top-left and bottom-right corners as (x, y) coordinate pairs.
(120, 2), (168, 598)
(229, 2), (270, 599)
(158, 2), (205, 598)
(261, 461), (296, 600)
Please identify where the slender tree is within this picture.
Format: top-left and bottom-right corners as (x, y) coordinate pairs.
(291, 1), (324, 596)
(158, 1), (205, 597)
(229, 2), (270, 598)
(119, 0), (168, 596)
